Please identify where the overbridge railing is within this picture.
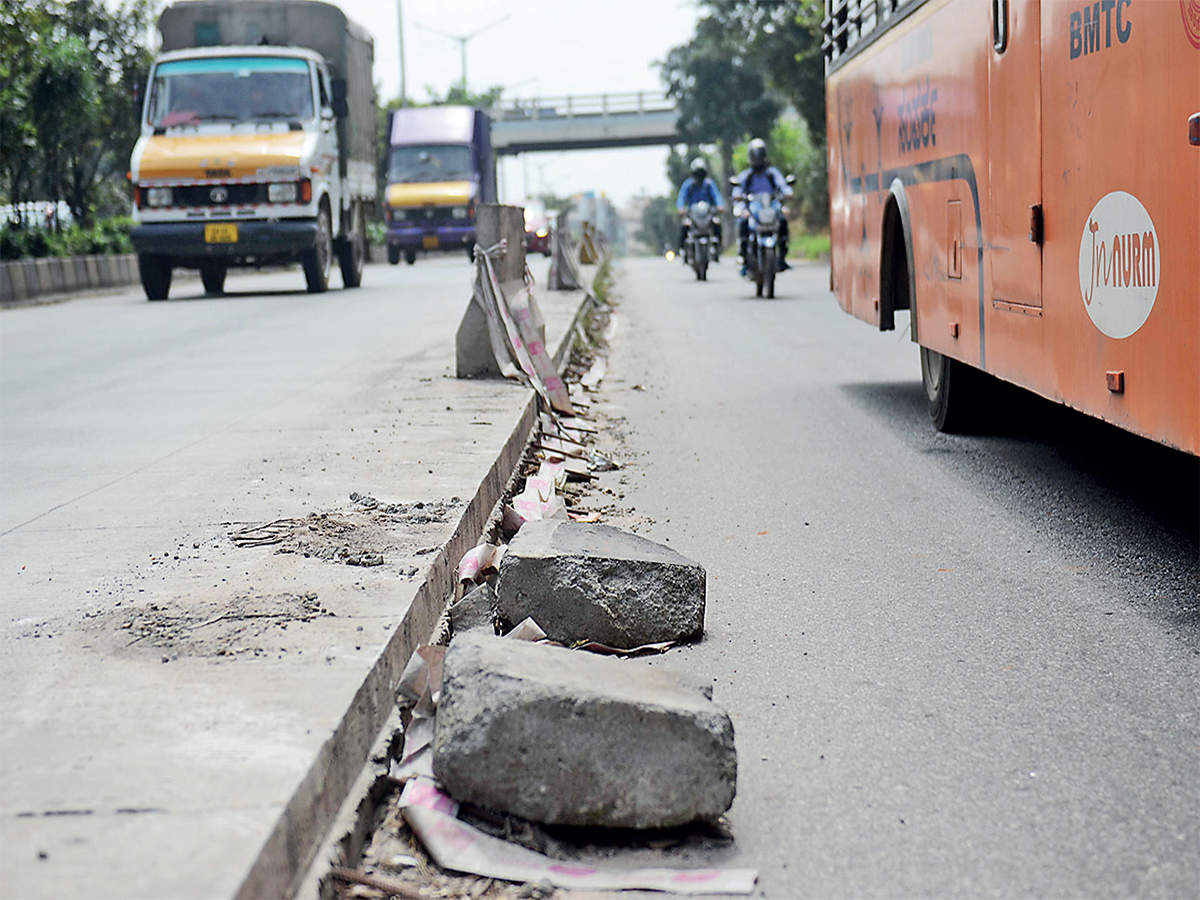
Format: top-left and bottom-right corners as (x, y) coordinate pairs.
(491, 91), (675, 122)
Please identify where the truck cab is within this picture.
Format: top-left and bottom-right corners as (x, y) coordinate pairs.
(384, 107), (496, 265)
(129, 1), (375, 300)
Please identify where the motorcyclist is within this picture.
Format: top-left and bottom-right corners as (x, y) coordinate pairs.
(676, 158), (725, 262)
(732, 137), (793, 272)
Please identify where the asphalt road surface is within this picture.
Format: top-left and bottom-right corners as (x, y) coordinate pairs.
(593, 256), (1199, 898)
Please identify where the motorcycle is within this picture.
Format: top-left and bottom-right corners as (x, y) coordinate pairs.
(683, 200), (718, 281)
(737, 191), (785, 298)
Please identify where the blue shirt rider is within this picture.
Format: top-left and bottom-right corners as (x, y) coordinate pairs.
(733, 137), (792, 270)
(676, 158), (725, 260)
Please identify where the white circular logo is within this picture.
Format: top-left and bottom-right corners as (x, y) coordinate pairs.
(1078, 191), (1160, 339)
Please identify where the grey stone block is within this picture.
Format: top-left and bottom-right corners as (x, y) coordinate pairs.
(455, 297), (501, 378)
(21, 260), (40, 294)
(432, 632), (736, 828)
(496, 520), (705, 648)
(0, 264), (13, 304)
(449, 582), (496, 633)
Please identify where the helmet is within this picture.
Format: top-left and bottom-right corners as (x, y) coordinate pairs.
(747, 138), (768, 170)
(690, 157), (707, 180)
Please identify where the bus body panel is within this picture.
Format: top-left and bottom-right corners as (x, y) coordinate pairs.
(826, 0), (1199, 454)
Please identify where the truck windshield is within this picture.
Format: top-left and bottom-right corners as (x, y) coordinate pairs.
(148, 57), (314, 128)
(388, 145), (472, 183)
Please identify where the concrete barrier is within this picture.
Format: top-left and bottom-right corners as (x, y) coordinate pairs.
(0, 252), (142, 305)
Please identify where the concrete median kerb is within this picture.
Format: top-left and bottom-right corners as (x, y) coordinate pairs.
(496, 519), (707, 648)
(432, 631), (737, 829)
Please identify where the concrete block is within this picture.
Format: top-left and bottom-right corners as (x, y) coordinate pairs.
(84, 256), (101, 288)
(448, 582), (496, 634)
(71, 257), (87, 290)
(432, 632), (736, 828)
(456, 205), (525, 379)
(8, 263), (28, 302)
(21, 260), (40, 295)
(99, 256), (117, 286)
(0, 264), (13, 304)
(455, 296), (501, 378)
(496, 520), (706, 648)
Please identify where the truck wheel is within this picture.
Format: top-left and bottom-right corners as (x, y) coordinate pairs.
(200, 262), (226, 296)
(139, 254), (171, 301)
(405, 249), (417, 265)
(387, 244), (401, 266)
(338, 212), (365, 288)
(302, 206), (332, 293)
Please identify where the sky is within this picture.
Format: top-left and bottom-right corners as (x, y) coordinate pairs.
(332, 0), (699, 206)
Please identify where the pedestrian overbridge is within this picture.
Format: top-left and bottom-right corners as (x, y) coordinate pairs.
(490, 92), (680, 155)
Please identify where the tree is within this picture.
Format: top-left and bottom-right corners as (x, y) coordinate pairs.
(698, 0), (826, 146)
(660, 15), (782, 187)
(0, 0), (154, 223)
(636, 195), (677, 254)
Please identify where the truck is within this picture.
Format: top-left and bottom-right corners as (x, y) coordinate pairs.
(383, 106), (496, 265)
(129, 0), (376, 300)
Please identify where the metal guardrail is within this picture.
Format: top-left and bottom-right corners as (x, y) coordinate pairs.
(492, 91), (675, 122)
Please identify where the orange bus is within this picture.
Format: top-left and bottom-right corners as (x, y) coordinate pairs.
(823, 0), (1199, 455)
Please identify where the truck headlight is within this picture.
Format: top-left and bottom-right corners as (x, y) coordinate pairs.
(451, 206), (468, 219)
(391, 208), (407, 222)
(146, 186), (173, 208)
(268, 182), (298, 203)
(535, 227), (548, 238)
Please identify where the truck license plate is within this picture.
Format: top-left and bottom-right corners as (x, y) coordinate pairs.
(422, 235), (439, 250)
(205, 223), (238, 243)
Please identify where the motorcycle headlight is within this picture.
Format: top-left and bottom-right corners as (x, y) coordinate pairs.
(451, 206), (469, 219)
(267, 182), (298, 203)
(146, 186), (173, 208)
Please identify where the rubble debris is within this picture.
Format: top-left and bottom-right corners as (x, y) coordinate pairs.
(495, 520), (705, 648)
(449, 583), (497, 634)
(432, 633), (736, 829)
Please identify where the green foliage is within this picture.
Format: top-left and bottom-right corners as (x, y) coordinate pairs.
(696, 0), (826, 146)
(661, 15), (782, 181)
(791, 230), (831, 260)
(0, 217), (133, 260)
(0, 0), (153, 225)
(635, 195), (678, 254)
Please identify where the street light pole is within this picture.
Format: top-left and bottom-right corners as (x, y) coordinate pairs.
(396, 0), (409, 104)
(411, 14), (510, 95)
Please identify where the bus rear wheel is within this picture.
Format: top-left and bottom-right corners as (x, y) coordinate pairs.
(920, 346), (977, 433)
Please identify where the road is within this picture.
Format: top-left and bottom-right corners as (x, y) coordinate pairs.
(3, 252), (1197, 897)
(0, 255), (573, 898)
(588, 256), (1199, 897)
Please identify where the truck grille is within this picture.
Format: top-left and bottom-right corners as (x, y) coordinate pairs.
(174, 184), (264, 207)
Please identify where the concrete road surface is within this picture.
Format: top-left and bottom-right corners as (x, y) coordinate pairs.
(0, 256), (587, 898)
(587, 257), (1199, 898)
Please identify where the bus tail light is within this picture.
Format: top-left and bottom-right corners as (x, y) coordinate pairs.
(300, 179), (312, 203)
(134, 186), (142, 209)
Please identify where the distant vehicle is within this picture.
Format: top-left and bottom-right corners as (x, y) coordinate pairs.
(823, 0), (1198, 453)
(523, 203), (552, 257)
(682, 200), (717, 281)
(128, 0), (377, 300)
(384, 107), (497, 265)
